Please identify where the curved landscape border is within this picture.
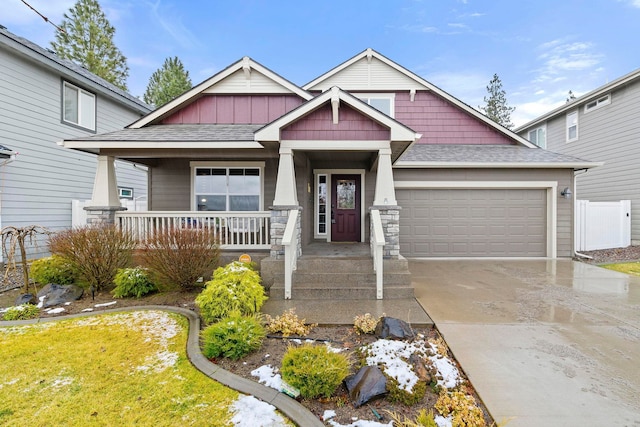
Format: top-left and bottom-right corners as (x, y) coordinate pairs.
(1, 306), (324, 427)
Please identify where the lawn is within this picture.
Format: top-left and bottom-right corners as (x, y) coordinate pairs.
(601, 261), (640, 276)
(0, 310), (283, 426)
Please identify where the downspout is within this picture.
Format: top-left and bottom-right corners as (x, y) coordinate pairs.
(573, 168), (593, 259)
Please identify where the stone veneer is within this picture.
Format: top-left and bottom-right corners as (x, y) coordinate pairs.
(370, 205), (401, 258)
(269, 206), (302, 259)
(84, 206), (126, 225)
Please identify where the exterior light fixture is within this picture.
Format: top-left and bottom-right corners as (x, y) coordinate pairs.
(560, 187), (573, 199)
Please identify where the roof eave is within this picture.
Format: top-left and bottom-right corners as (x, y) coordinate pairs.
(59, 140), (264, 150)
(393, 161), (603, 169)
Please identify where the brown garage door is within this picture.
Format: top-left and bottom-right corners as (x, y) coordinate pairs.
(398, 189), (546, 257)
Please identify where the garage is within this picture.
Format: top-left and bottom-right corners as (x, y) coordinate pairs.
(397, 188), (547, 257)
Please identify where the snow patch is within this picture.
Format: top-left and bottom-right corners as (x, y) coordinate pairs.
(230, 395), (288, 426)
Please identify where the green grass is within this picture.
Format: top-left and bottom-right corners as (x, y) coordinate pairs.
(0, 311), (239, 426)
(601, 262), (640, 276)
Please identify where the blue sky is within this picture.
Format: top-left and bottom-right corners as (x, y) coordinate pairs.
(4, 0), (640, 126)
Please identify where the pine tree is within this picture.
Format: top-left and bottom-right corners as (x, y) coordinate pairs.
(478, 73), (515, 129)
(143, 57), (193, 108)
(51, 0), (129, 90)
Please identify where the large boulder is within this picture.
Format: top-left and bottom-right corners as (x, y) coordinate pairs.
(15, 293), (36, 306)
(36, 283), (84, 308)
(344, 366), (388, 407)
(375, 316), (415, 340)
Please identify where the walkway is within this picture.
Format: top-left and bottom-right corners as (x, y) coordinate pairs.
(411, 259), (640, 427)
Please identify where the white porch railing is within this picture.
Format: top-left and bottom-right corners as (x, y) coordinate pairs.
(370, 209), (385, 299)
(115, 211), (271, 250)
(282, 209), (299, 300)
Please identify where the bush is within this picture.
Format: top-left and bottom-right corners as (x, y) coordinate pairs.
(112, 267), (156, 298)
(49, 225), (135, 291)
(353, 313), (379, 335)
(195, 261), (267, 324)
(280, 344), (350, 399)
(2, 304), (40, 321)
(201, 313), (265, 360)
(387, 377), (427, 406)
(435, 391), (486, 427)
(387, 409), (438, 427)
(29, 255), (76, 285)
(138, 228), (219, 291)
(265, 308), (317, 337)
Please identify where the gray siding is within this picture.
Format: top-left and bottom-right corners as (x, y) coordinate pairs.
(0, 46), (146, 259)
(393, 168), (574, 257)
(519, 80), (640, 242)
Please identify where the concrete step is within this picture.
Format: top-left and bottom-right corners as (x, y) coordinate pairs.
(268, 285), (415, 300)
(291, 271), (411, 286)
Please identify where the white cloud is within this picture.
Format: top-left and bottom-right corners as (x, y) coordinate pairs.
(145, 0), (204, 50)
(627, 0), (640, 7)
(424, 71), (488, 107)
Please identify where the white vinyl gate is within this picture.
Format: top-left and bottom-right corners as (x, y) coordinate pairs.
(575, 200), (631, 251)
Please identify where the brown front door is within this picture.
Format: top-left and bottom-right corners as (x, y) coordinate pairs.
(331, 174), (361, 242)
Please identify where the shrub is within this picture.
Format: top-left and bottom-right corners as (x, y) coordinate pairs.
(387, 376), (427, 406)
(138, 228), (219, 291)
(112, 267), (156, 298)
(435, 391), (486, 427)
(201, 313), (265, 360)
(195, 261), (266, 324)
(280, 344), (350, 399)
(265, 308), (316, 337)
(29, 255), (76, 285)
(387, 409), (438, 427)
(49, 225), (135, 291)
(353, 312), (379, 335)
(2, 304), (40, 321)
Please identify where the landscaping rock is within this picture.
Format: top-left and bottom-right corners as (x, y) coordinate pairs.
(344, 366), (388, 408)
(37, 283), (84, 308)
(375, 316), (415, 340)
(409, 353), (431, 384)
(15, 293), (36, 306)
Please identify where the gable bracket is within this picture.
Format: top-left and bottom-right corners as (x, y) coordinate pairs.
(242, 57), (251, 85)
(331, 87), (340, 124)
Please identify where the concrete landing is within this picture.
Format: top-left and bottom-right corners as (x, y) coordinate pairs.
(262, 297), (433, 327)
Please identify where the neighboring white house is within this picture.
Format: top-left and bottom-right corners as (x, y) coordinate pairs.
(515, 68), (640, 245)
(0, 26), (151, 259)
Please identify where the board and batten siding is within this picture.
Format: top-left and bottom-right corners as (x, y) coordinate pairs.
(525, 80), (640, 242)
(392, 168), (575, 257)
(0, 46), (147, 259)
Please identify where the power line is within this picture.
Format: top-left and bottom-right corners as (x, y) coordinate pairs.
(20, 0), (66, 33)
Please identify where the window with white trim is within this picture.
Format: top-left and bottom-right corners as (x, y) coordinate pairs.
(118, 187), (133, 199)
(584, 94), (611, 113)
(193, 165), (262, 211)
(566, 111), (578, 142)
(528, 126), (546, 148)
(356, 93), (395, 117)
(62, 81), (96, 131)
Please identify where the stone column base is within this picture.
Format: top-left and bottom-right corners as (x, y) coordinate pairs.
(269, 206), (302, 259)
(83, 206), (126, 226)
(370, 205), (401, 259)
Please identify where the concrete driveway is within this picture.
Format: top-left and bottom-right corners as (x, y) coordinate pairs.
(410, 259), (640, 427)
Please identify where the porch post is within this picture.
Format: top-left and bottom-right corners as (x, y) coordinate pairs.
(273, 147), (298, 206)
(84, 155), (125, 225)
(374, 147), (397, 205)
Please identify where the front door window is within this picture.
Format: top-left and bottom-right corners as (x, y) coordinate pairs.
(336, 179), (356, 209)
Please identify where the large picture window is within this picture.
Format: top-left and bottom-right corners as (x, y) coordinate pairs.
(356, 93), (395, 117)
(62, 81), (96, 131)
(193, 166), (261, 211)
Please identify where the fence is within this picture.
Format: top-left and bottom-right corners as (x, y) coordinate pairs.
(575, 200), (631, 251)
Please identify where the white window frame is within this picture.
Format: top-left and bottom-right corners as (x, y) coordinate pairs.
(356, 93), (395, 117)
(190, 161), (265, 211)
(584, 94), (611, 113)
(118, 187), (134, 199)
(566, 111), (578, 142)
(62, 81), (96, 131)
(528, 125), (547, 149)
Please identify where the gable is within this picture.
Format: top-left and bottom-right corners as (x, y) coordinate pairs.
(281, 104), (390, 140)
(397, 91), (516, 145)
(203, 68), (298, 94)
(305, 56), (426, 92)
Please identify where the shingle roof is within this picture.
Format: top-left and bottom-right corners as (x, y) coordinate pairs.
(0, 26), (150, 113)
(66, 124), (264, 142)
(398, 144), (597, 165)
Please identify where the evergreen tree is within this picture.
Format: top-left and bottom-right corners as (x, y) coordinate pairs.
(478, 73), (515, 129)
(51, 0), (129, 90)
(143, 57), (193, 108)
